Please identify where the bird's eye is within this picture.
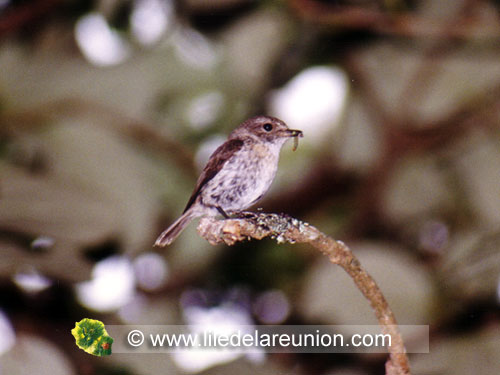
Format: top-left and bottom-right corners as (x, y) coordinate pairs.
(263, 123), (273, 132)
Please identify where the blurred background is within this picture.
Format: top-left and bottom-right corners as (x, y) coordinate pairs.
(1, 0), (500, 374)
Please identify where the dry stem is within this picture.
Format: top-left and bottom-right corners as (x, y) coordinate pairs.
(197, 212), (410, 375)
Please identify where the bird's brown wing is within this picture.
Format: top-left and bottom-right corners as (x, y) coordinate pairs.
(183, 138), (244, 213)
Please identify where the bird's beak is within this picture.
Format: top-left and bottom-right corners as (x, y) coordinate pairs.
(287, 129), (303, 138)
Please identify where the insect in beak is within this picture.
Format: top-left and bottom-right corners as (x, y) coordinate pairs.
(289, 129), (303, 151)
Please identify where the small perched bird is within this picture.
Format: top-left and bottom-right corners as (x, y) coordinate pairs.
(154, 115), (303, 247)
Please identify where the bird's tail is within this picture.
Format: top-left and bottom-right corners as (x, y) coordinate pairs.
(154, 209), (198, 247)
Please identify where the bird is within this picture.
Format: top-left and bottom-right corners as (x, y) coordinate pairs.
(154, 115), (303, 247)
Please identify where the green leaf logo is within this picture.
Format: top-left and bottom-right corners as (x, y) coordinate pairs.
(71, 318), (113, 356)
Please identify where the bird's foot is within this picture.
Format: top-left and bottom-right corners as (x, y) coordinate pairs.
(231, 211), (258, 219)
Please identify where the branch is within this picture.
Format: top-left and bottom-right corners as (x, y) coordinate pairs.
(0, 98), (196, 178)
(198, 212), (410, 375)
(288, 0), (500, 41)
(0, 0), (62, 39)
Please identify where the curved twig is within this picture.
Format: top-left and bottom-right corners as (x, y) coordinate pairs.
(197, 212), (410, 375)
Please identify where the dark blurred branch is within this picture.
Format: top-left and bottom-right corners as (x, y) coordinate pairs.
(343, 53), (500, 236)
(288, 0), (500, 41)
(0, 0), (62, 38)
(0, 98), (196, 178)
(198, 212), (411, 375)
(346, 50), (500, 149)
(397, 0), (480, 113)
